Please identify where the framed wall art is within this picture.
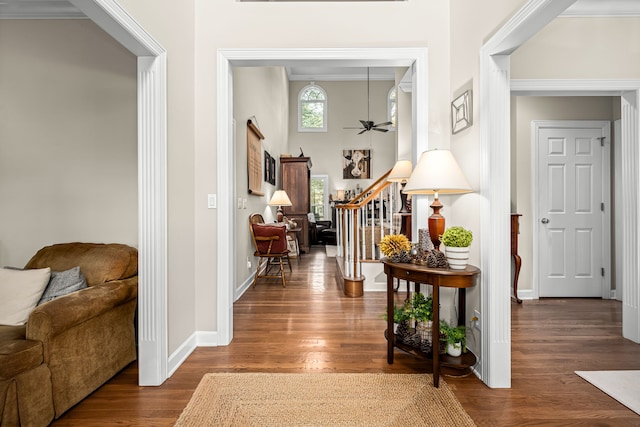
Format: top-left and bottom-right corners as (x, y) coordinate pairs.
(451, 89), (472, 134)
(343, 149), (371, 179)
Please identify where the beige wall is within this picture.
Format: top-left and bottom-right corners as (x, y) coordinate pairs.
(512, 17), (640, 79)
(0, 20), (137, 268)
(288, 80), (396, 199)
(512, 96), (618, 295)
(233, 66), (290, 294)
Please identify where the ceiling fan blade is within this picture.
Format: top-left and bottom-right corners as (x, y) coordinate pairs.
(359, 120), (369, 127)
(373, 128), (389, 132)
(374, 121), (393, 127)
(358, 129), (367, 135)
(343, 127), (363, 129)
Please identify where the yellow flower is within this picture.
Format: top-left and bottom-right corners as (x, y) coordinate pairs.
(379, 234), (411, 257)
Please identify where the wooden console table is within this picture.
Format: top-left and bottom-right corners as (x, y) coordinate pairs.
(382, 259), (480, 387)
(511, 213), (522, 304)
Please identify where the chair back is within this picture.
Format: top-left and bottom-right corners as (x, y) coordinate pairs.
(250, 213), (265, 225)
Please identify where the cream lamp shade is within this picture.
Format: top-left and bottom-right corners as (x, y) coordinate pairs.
(387, 160), (413, 183)
(403, 149), (471, 195)
(387, 160), (413, 213)
(403, 149), (471, 249)
(269, 190), (292, 222)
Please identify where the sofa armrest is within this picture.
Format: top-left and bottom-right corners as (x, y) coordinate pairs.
(25, 277), (137, 342)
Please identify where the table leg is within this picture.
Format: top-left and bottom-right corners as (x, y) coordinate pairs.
(513, 253), (522, 304)
(432, 284), (440, 388)
(387, 272), (394, 365)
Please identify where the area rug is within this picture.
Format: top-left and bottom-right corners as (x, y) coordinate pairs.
(575, 370), (640, 415)
(325, 245), (337, 257)
(174, 373), (475, 426)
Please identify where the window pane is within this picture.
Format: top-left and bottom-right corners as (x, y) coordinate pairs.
(301, 102), (324, 128)
(301, 87), (325, 101)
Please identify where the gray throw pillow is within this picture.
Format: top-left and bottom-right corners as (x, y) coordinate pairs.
(37, 266), (88, 305)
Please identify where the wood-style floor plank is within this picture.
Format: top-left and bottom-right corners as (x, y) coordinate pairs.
(53, 247), (640, 426)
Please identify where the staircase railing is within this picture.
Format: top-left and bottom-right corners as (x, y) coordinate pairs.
(335, 169), (402, 280)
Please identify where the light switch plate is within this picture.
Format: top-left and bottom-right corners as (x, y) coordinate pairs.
(207, 194), (216, 209)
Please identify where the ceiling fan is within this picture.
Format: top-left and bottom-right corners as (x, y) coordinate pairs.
(344, 67), (392, 135)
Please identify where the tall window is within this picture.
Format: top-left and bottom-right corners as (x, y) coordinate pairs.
(387, 85), (397, 130)
(310, 175), (329, 220)
(298, 84), (327, 132)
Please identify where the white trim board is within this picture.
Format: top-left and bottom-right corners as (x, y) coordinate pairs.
(70, 0), (169, 386)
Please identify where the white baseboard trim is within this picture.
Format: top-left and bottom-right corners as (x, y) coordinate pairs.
(516, 289), (535, 300)
(235, 274), (254, 301)
(167, 330), (221, 378)
(167, 333), (197, 378)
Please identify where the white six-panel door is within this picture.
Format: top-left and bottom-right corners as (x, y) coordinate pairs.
(534, 121), (611, 298)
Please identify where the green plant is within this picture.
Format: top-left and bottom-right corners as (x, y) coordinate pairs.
(409, 292), (433, 322)
(440, 226), (473, 248)
(440, 320), (467, 352)
(381, 302), (411, 323)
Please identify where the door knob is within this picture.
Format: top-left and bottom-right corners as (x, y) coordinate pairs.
(541, 218), (549, 224)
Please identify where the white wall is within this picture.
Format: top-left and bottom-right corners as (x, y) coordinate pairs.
(233, 66), (290, 294)
(511, 17), (640, 79)
(0, 20), (137, 268)
(512, 96), (618, 296)
(288, 80), (396, 199)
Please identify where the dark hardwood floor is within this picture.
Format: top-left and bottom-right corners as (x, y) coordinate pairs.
(53, 247), (640, 426)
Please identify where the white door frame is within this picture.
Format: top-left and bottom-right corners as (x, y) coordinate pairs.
(69, 0), (169, 386)
(482, 0), (640, 387)
(531, 120), (611, 299)
(216, 47), (429, 345)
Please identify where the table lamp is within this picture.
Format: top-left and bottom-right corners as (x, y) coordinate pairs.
(269, 190), (292, 222)
(403, 149), (471, 249)
(387, 160), (413, 213)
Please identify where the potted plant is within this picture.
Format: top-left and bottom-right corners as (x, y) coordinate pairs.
(408, 292), (434, 347)
(440, 226), (473, 270)
(440, 320), (467, 357)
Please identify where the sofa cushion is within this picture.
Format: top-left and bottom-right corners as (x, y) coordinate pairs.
(24, 243), (137, 286)
(38, 266), (88, 306)
(0, 339), (44, 380)
(0, 268), (50, 326)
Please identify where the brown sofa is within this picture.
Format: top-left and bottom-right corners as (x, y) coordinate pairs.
(0, 243), (138, 426)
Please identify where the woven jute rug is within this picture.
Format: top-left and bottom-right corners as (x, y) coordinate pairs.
(174, 373), (475, 426)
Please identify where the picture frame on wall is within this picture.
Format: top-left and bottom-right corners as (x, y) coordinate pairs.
(451, 89), (473, 134)
(264, 151), (276, 185)
(269, 155), (276, 185)
(343, 149), (371, 179)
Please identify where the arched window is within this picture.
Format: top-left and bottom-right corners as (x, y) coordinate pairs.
(387, 85), (397, 130)
(298, 84), (327, 132)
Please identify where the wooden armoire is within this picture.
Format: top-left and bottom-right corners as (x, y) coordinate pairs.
(280, 156), (311, 254)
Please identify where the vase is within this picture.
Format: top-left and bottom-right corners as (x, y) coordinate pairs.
(444, 246), (469, 270)
(447, 342), (462, 357)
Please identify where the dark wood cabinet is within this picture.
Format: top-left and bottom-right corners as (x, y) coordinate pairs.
(280, 156), (311, 254)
